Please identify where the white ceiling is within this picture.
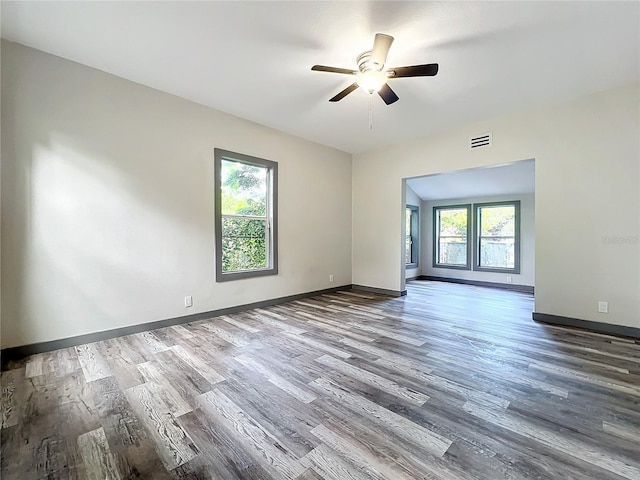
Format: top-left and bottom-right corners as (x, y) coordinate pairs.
(406, 159), (535, 201)
(1, 1), (638, 154)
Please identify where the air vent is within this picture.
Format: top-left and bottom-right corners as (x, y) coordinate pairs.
(469, 133), (492, 150)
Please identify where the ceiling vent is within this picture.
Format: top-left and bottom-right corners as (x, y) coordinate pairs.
(469, 132), (492, 150)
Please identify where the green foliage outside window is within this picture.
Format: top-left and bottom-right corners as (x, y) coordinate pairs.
(221, 160), (269, 272)
(437, 208), (468, 265)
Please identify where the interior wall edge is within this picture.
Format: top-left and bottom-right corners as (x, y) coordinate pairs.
(533, 312), (640, 340)
(418, 276), (534, 294)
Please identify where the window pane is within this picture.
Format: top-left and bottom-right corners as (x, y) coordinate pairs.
(439, 239), (467, 265)
(405, 208), (412, 264)
(437, 208), (467, 266)
(439, 209), (468, 236)
(406, 209), (411, 236)
(478, 205), (516, 269)
(479, 206), (515, 237)
(221, 160), (267, 216)
(221, 217), (267, 272)
(480, 238), (515, 268)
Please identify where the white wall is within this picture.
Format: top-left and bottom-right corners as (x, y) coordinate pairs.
(1, 42), (353, 348)
(404, 184), (420, 280)
(421, 193), (535, 287)
(353, 82), (639, 329)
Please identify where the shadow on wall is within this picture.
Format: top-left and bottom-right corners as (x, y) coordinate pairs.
(2, 53), (217, 347)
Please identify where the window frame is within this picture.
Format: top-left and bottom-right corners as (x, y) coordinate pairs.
(405, 205), (419, 269)
(473, 200), (520, 274)
(432, 204), (472, 270)
(214, 148), (278, 282)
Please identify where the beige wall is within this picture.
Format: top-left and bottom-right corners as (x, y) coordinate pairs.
(1, 42), (353, 348)
(422, 193), (535, 287)
(353, 82), (639, 329)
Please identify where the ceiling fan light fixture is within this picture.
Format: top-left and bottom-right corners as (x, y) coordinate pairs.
(356, 70), (387, 94)
(311, 32), (438, 104)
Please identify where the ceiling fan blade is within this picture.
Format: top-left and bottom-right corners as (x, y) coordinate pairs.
(370, 33), (394, 69)
(329, 83), (359, 102)
(387, 63), (439, 78)
(312, 65), (357, 75)
(378, 83), (399, 105)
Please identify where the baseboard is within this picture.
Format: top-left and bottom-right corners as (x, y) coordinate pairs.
(417, 275), (534, 294)
(533, 312), (640, 340)
(405, 275), (420, 282)
(0, 285), (352, 370)
(352, 284), (407, 297)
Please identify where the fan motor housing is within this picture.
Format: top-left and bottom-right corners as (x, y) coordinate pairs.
(357, 51), (382, 72)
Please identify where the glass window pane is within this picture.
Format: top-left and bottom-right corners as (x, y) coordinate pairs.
(405, 236), (412, 264)
(406, 209), (411, 236)
(221, 217), (267, 272)
(436, 207), (468, 266)
(221, 159), (267, 216)
(439, 209), (468, 237)
(479, 206), (515, 237)
(438, 240), (467, 265)
(480, 238), (515, 268)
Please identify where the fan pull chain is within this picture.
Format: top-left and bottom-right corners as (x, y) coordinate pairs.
(368, 93), (373, 130)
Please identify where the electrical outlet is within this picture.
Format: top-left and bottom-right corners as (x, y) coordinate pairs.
(506, 275), (512, 283)
(329, 275), (334, 283)
(598, 301), (608, 313)
(184, 296), (193, 308)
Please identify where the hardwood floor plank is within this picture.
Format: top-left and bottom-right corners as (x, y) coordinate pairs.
(25, 354), (47, 378)
(168, 324), (196, 339)
(221, 314), (262, 333)
(315, 354), (429, 406)
(234, 354), (317, 403)
(463, 401), (640, 479)
(87, 376), (149, 451)
(1, 368), (23, 429)
(75, 343), (113, 382)
(137, 362), (193, 416)
(300, 443), (376, 480)
(310, 423), (417, 480)
(179, 409), (277, 480)
(197, 389), (306, 479)
(216, 368), (322, 458)
(253, 309), (308, 335)
(124, 383), (199, 469)
(348, 322), (426, 347)
(134, 331), (172, 354)
(168, 345), (225, 385)
(529, 361), (640, 396)
(309, 377), (452, 457)
(602, 420), (640, 443)
(201, 323), (249, 347)
(77, 427), (122, 480)
(96, 338), (146, 390)
(425, 349), (570, 398)
(283, 332), (352, 359)
(296, 467), (325, 480)
(339, 337), (431, 371)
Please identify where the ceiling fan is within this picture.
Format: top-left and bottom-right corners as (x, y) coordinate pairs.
(312, 33), (438, 105)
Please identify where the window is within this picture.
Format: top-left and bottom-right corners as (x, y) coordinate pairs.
(405, 205), (419, 268)
(433, 204), (471, 269)
(474, 201), (520, 273)
(214, 149), (277, 281)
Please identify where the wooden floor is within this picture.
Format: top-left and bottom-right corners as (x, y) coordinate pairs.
(2, 280), (640, 480)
